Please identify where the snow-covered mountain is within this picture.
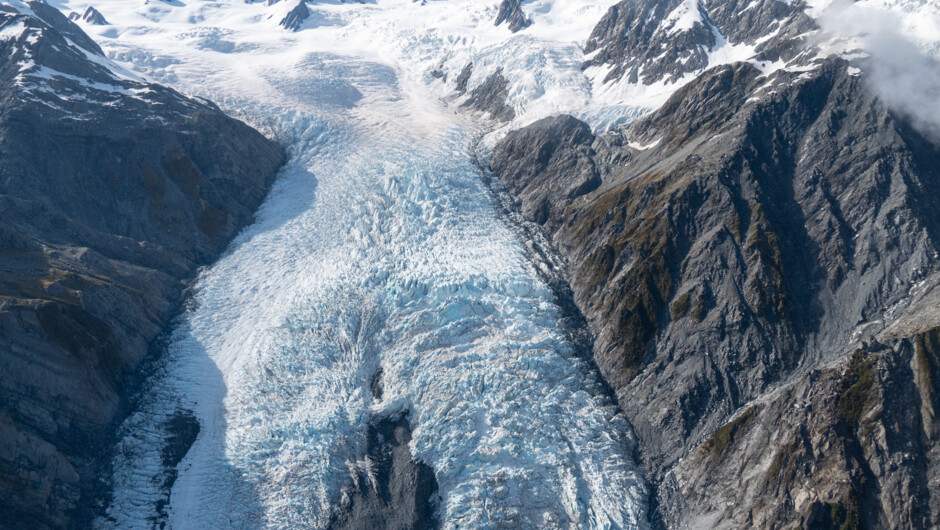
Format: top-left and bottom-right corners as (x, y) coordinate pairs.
(0, 0), (938, 527)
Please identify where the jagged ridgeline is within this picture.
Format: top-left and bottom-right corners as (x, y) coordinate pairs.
(490, 0), (940, 526)
(0, 2), (284, 527)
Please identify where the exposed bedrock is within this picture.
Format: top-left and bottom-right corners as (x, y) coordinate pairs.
(583, 0), (816, 86)
(460, 68), (515, 123)
(490, 57), (940, 527)
(280, 0), (311, 31)
(0, 4), (285, 528)
(494, 0), (530, 33)
(329, 411), (440, 530)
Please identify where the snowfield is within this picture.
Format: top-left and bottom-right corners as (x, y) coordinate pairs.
(48, 0), (651, 527)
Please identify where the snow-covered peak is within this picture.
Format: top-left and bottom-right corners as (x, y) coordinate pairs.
(0, 2), (222, 122)
(68, 5), (108, 25)
(278, 0), (310, 31)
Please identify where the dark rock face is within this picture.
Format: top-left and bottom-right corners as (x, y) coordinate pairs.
(329, 413), (440, 530)
(0, 4), (284, 528)
(153, 412), (201, 523)
(494, 0), (530, 33)
(583, 0), (814, 85)
(490, 56), (940, 527)
(280, 0), (310, 31)
(461, 69), (515, 122)
(488, 115), (598, 223)
(453, 63), (472, 95)
(68, 6), (108, 25)
(668, 329), (940, 528)
(331, 368), (439, 529)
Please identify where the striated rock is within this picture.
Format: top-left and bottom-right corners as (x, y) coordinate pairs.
(0, 3), (285, 528)
(453, 62), (472, 95)
(279, 0), (310, 31)
(487, 114), (598, 223)
(666, 328), (940, 528)
(583, 0), (814, 85)
(494, 0), (530, 33)
(491, 56), (940, 527)
(67, 6), (108, 25)
(460, 68), (515, 122)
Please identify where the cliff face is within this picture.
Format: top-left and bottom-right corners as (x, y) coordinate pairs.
(0, 3), (284, 527)
(490, 55), (940, 527)
(583, 0), (813, 85)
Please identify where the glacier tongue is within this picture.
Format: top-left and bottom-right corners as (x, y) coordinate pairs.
(76, 0), (648, 528)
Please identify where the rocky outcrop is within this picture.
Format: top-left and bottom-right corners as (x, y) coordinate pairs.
(494, 0), (530, 33)
(328, 369), (440, 530)
(666, 327), (940, 529)
(583, 0), (814, 85)
(453, 63), (472, 95)
(329, 412), (440, 530)
(0, 3), (285, 528)
(460, 68), (515, 122)
(67, 6), (108, 25)
(279, 0), (310, 31)
(490, 56), (940, 527)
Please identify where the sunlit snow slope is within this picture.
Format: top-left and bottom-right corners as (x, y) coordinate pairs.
(55, 0), (649, 527)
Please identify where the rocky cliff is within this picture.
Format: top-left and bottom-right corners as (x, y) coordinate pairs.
(490, 28), (940, 529)
(583, 0), (814, 85)
(0, 3), (284, 528)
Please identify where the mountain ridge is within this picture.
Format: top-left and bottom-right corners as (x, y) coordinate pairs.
(489, 6), (940, 523)
(0, 3), (284, 527)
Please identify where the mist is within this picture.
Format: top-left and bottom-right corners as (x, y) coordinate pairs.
(818, 0), (940, 141)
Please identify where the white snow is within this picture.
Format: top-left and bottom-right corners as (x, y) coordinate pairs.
(0, 20), (27, 41)
(661, 0), (704, 35)
(628, 138), (661, 151)
(22, 65), (135, 95)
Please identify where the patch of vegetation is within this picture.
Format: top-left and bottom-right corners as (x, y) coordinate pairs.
(744, 203), (790, 321)
(801, 490), (860, 530)
(828, 502), (847, 529)
(767, 436), (800, 486)
(836, 489), (862, 530)
(162, 149), (205, 200)
(915, 327), (940, 394)
(197, 203), (227, 238)
(837, 350), (877, 431)
(692, 292), (708, 322)
(703, 405), (760, 458)
(671, 292), (690, 320)
(574, 178), (678, 384)
(36, 301), (124, 383)
(585, 244), (616, 292)
(728, 210), (743, 241)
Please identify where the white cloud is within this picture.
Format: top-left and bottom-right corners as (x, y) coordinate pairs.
(818, 0), (940, 140)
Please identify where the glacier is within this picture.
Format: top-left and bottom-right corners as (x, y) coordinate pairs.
(45, 0), (939, 526)
(61, 0), (652, 527)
